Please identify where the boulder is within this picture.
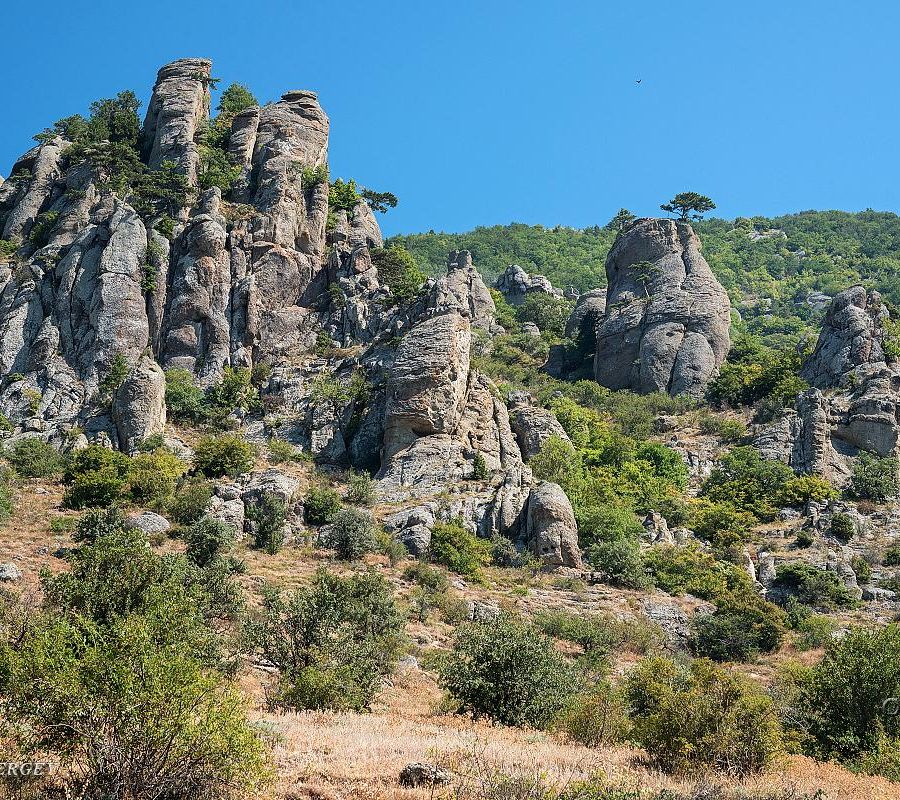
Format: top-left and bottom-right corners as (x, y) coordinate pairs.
(525, 481), (581, 567)
(125, 511), (171, 536)
(0, 563), (21, 582)
(594, 218), (731, 397)
(495, 264), (563, 306)
(801, 286), (890, 388)
(507, 392), (571, 460)
(399, 763), (452, 788)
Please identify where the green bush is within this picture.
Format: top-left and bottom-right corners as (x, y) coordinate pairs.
(185, 516), (236, 568)
(884, 546), (900, 566)
(773, 562), (858, 610)
(691, 597), (786, 662)
(575, 503), (644, 549)
(778, 474), (837, 507)
(516, 293), (572, 337)
(585, 538), (651, 589)
(248, 568), (403, 711)
(491, 535), (532, 568)
(193, 434), (255, 478)
(267, 437), (298, 464)
(325, 508), (376, 561)
(370, 245), (425, 303)
(625, 656), (783, 775)
(126, 448), (186, 505)
(439, 612), (578, 728)
(848, 452), (899, 502)
(643, 544), (752, 602)
(700, 446), (795, 520)
(164, 368), (206, 422)
(556, 682), (630, 747)
(247, 494), (288, 555)
(5, 437), (63, 477)
(63, 466), (127, 509)
(796, 625), (900, 764)
(346, 470), (376, 505)
(168, 477), (214, 525)
(429, 519), (492, 577)
(690, 500), (755, 547)
(64, 444), (130, 483)
(304, 485), (342, 524)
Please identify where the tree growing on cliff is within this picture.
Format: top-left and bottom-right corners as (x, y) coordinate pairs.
(660, 192), (716, 221)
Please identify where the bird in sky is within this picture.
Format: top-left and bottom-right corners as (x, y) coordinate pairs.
(636, 79), (642, 84)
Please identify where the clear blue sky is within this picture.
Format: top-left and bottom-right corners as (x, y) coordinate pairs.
(1, 0), (898, 236)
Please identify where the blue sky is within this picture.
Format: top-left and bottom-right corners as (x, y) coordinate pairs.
(1, 0), (897, 236)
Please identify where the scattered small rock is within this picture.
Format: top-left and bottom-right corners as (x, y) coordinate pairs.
(0, 563), (22, 582)
(399, 763), (452, 788)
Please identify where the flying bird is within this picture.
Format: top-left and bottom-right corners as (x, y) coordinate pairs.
(636, 79), (642, 84)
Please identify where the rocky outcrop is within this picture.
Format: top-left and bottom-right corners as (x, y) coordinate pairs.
(801, 286), (889, 388)
(525, 481), (581, 567)
(142, 58), (212, 186)
(0, 58), (362, 447)
(594, 218), (731, 398)
(495, 264), (563, 306)
(507, 391), (571, 459)
(430, 250), (496, 331)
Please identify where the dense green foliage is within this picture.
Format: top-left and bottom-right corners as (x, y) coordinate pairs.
(439, 613), (578, 728)
(625, 656), (783, 775)
(247, 569), (403, 711)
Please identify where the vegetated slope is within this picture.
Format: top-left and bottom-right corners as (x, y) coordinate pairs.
(391, 209), (900, 347)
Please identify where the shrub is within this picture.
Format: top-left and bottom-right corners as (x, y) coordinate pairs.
(64, 444), (130, 483)
(829, 512), (855, 541)
(795, 530), (814, 548)
(884, 546), (900, 566)
(439, 613), (578, 728)
(491, 535), (532, 568)
(304, 485), (342, 524)
(247, 494), (288, 555)
(167, 477), (214, 525)
(575, 503), (644, 549)
(471, 451), (489, 480)
(346, 470), (376, 505)
(690, 501), (755, 548)
(700, 446), (795, 520)
(193, 434), (255, 477)
(164, 368), (205, 422)
(325, 508), (376, 561)
(127, 448), (186, 504)
(556, 682), (630, 747)
(63, 466), (127, 509)
(778, 474), (837, 507)
(5, 437), (63, 477)
(429, 519), (492, 577)
(773, 562), (858, 610)
(625, 656), (783, 775)
(643, 544), (752, 602)
(585, 538), (652, 589)
(185, 516), (236, 568)
(849, 452), (899, 502)
(248, 569), (403, 711)
(797, 625), (900, 762)
(370, 245), (425, 304)
(691, 597), (786, 662)
(851, 554), (872, 584)
(1, 611), (267, 800)
(516, 293), (572, 338)
(267, 437), (297, 464)
(377, 530), (408, 566)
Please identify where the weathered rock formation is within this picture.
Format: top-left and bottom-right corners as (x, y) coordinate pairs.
(495, 264), (563, 306)
(756, 288), (900, 483)
(801, 286), (889, 388)
(593, 218), (731, 397)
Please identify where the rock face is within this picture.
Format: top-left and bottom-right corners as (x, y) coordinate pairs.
(507, 391), (571, 459)
(801, 286), (890, 388)
(0, 58), (342, 450)
(594, 218), (731, 397)
(525, 481), (581, 567)
(755, 288), (900, 484)
(495, 264), (563, 306)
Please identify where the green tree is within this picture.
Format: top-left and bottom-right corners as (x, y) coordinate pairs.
(439, 613), (578, 728)
(660, 191), (717, 221)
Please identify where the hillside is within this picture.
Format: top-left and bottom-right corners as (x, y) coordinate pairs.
(391, 210), (900, 347)
(2, 57), (900, 800)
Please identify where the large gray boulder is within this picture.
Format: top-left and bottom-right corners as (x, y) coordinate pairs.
(507, 392), (571, 460)
(801, 286), (890, 388)
(525, 481), (581, 567)
(594, 218), (731, 397)
(495, 264), (563, 306)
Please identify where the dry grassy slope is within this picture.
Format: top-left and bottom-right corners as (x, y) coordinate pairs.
(0, 435), (894, 800)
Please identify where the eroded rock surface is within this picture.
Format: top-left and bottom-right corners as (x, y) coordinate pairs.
(594, 218), (731, 397)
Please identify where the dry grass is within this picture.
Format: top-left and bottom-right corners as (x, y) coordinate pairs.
(257, 667), (895, 800)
